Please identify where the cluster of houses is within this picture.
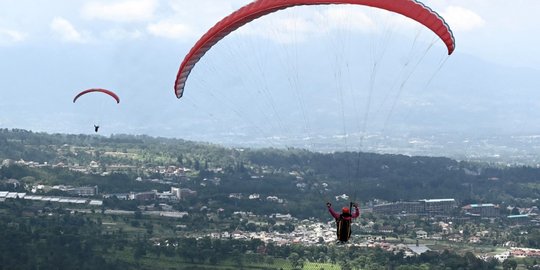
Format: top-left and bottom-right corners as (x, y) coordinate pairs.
(208, 213), (336, 246)
(103, 187), (197, 201)
(206, 213), (434, 257)
(2, 158), (190, 179)
(483, 248), (540, 262)
(228, 193), (285, 204)
(2, 156), (201, 203)
(507, 248), (540, 258)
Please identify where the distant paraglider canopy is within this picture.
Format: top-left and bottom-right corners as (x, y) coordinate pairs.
(73, 88), (120, 104)
(174, 0), (456, 99)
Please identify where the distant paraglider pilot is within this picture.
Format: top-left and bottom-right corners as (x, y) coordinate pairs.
(72, 88), (119, 134)
(327, 202), (360, 243)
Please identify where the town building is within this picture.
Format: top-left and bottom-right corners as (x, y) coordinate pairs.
(462, 203), (499, 217)
(373, 201), (424, 215)
(66, 186), (99, 196)
(420, 199), (457, 215)
(131, 191), (156, 201)
(373, 198), (457, 215)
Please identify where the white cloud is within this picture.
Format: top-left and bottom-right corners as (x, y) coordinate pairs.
(319, 7), (375, 32)
(50, 17), (87, 43)
(144, 1), (245, 41)
(441, 6), (485, 32)
(0, 28), (26, 44)
(147, 21), (194, 39)
(168, 0), (241, 24)
(239, 16), (318, 44)
(235, 7), (376, 44)
(102, 28), (143, 40)
(224, 16), (289, 43)
(82, 0), (157, 22)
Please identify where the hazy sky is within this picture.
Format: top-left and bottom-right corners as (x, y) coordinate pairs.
(1, 0), (539, 148)
(0, 0), (537, 68)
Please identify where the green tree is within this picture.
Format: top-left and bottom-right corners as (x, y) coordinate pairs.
(502, 259), (518, 270)
(289, 252), (301, 269)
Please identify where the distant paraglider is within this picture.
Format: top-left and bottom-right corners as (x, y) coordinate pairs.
(73, 88), (120, 132)
(73, 88), (120, 104)
(174, 0), (456, 99)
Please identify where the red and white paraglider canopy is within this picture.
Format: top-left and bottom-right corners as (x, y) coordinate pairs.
(174, 0), (456, 99)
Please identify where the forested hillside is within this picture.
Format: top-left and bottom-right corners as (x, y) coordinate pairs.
(1, 128), (539, 211)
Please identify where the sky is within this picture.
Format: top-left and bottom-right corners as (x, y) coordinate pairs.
(1, 0), (540, 156)
(0, 0), (537, 68)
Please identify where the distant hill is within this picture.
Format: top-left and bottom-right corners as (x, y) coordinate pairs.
(1, 128), (540, 218)
(2, 33), (540, 164)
